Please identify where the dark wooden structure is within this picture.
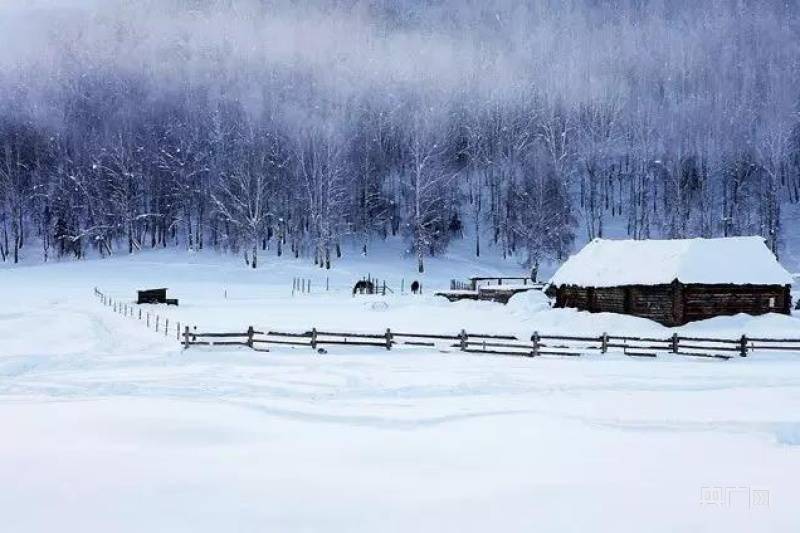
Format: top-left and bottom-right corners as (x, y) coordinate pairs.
(549, 282), (790, 326)
(547, 237), (793, 326)
(137, 288), (179, 306)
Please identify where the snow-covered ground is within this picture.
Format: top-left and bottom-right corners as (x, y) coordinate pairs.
(2, 246), (800, 532)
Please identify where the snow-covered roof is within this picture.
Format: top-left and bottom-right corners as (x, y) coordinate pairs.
(549, 237), (793, 288)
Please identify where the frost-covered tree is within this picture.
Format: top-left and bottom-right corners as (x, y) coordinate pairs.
(0, 0), (798, 265)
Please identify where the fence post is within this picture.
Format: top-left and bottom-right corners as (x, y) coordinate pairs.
(326, 277), (329, 291)
(531, 332), (540, 357)
(156, 315), (160, 332)
(601, 333), (608, 354)
(147, 313), (150, 328)
(401, 278), (405, 294)
(139, 308), (142, 320)
(177, 322), (181, 340)
(671, 332), (679, 354)
(247, 326), (254, 348)
(183, 326), (191, 349)
(385, 328), (393, 350)
(308, 280), (311, 294)
(459, 329), (468, 351)
(165, 318), (169, 336)
(311, 327), (318, 350)
(739, 334), (748, 357)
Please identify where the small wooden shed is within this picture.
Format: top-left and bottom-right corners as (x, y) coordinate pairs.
(547, 237), (793, 326)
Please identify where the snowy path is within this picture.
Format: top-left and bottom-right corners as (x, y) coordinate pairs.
(1, 253), (800, 531)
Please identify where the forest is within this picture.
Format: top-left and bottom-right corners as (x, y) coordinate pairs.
(0, 0), (798, 271)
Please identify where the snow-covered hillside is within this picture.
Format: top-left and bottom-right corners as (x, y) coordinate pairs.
(1, 249), (800, 532)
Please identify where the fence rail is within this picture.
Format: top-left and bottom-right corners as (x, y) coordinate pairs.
(180, 324), (800, 360)
(94, 287), (195, 341)
(94, 287), (800, 362)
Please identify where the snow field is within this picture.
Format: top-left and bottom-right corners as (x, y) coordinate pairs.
(1, 249), (800, 532)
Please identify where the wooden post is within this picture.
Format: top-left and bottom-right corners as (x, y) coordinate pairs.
(311, 327), (318, 350)
(183, 326), (191, 349)
(531, 332), (540, 357)
(401, 278), (405, 294)
(739, 334), (748, 357)
(671, 333), (679, 353)
(326, 277), (329, 291)
(601, 333), (609, 354)
(459, 329), (468, 351)
(165, 318), (169, 336)
(385, 328), (392, 350)
(139, 308), (142, 320)
(156, 315), (160, 332)
(146, 313), (150, 328)
(177, 322), (181, 340)
(382, 281), (386, 296)
(247, 326), (254, 348)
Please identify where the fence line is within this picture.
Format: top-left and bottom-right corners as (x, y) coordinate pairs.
(93, 287), (800, 361)
(181, 324), (800, 360)
(93, 287), (192, 341)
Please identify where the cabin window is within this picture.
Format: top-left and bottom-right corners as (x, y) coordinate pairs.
(769, 297), (776, 308)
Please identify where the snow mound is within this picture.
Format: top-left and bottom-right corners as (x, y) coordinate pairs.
(507, 289), (551, 313)
(678, 312), (800, 337)
(367, 301), (389, 312)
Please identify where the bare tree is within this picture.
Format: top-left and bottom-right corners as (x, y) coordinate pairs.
(403, 112), (458, 273)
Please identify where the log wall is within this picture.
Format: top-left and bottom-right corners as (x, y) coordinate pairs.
(553, 283), (791, 326)
(682, 284), (790, 323)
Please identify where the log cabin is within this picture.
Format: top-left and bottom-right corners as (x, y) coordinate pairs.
(546, 237), (793, 326)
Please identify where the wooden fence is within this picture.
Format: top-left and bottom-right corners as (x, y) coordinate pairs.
(94, 287), (193, 341)
(94, 287), (800, 361)
(179, 325), (800, 360)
